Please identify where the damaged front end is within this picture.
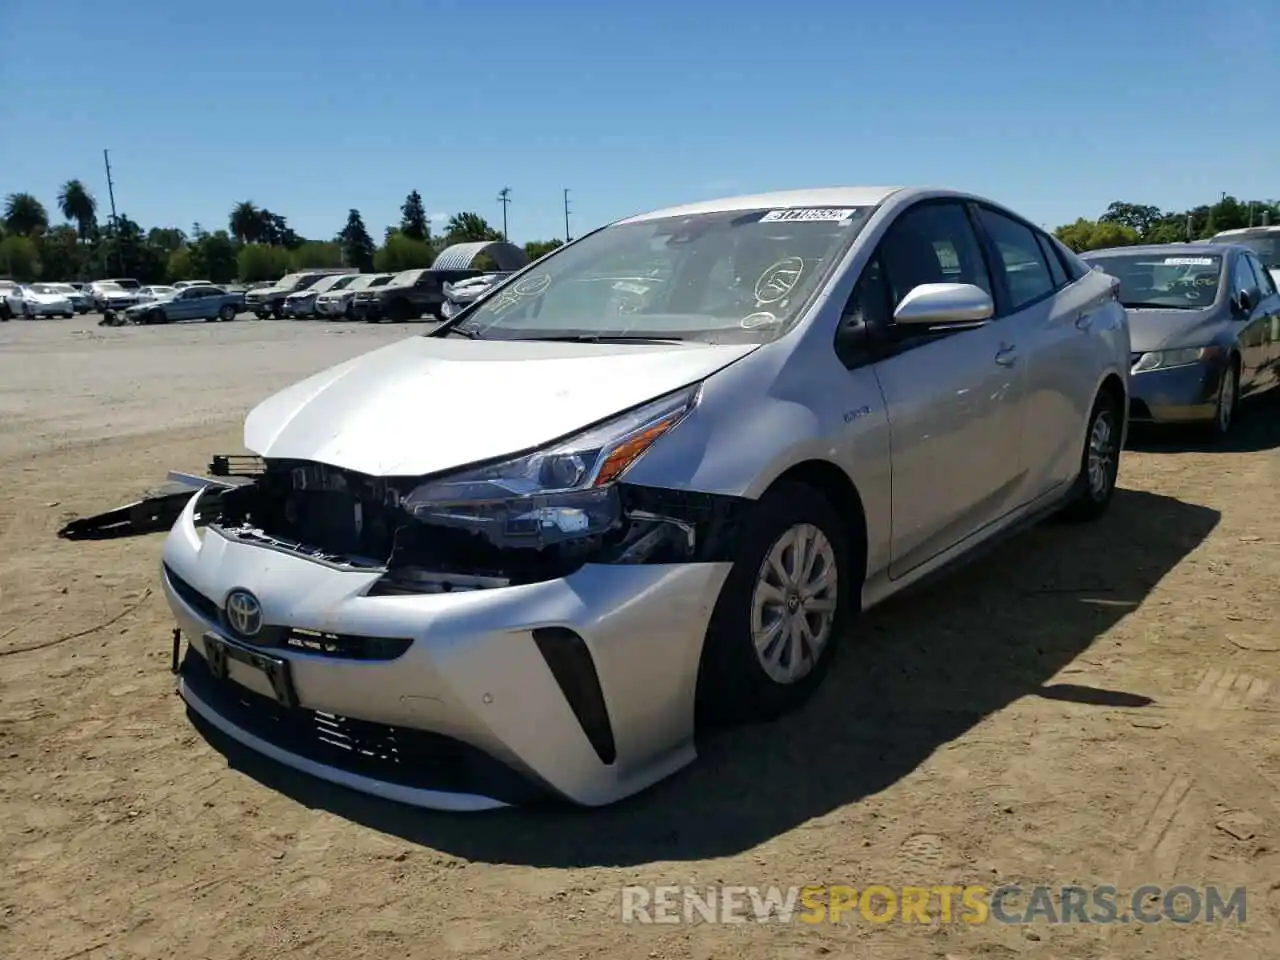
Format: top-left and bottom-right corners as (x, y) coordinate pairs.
(206, 384), (749, 592)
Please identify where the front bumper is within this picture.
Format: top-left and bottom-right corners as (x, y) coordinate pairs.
(162, 489), (728, 809)
(28, 301), (72, 315)
(351, 299), (382, 319)
(314, 298), (347, 316)
(1128, 360), (1225, 423)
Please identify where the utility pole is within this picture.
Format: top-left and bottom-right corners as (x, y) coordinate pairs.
(497, 187), (511, 240)
(563, 188), (572, 243)
(102, 149), (122, 275)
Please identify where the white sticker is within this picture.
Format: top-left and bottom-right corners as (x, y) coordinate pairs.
(759, 208), (856, 223)
(1162, 257), (1215, 266)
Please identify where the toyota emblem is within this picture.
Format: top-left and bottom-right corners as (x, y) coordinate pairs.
(224, 589), (263, 638)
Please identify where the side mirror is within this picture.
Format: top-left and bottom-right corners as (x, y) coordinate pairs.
(1235, 289), (1255, 314)
(893, 283), (994, 326)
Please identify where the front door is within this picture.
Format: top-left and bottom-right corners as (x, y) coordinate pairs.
(864, 200), (1027, 578)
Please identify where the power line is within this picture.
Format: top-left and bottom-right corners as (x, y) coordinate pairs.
(563, 188), (572, 243)
(497, 187), (511, 240)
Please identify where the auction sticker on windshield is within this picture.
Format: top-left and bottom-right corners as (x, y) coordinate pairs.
(759, 208), (859, 223)
(1163, 257), (1216, 266)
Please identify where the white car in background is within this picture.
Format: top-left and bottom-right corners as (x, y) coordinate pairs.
(283, 273), (361, 319)
(88, 281), (140, 312)
(440, 272), (512, 319)
(173, 280), (214, 290)
(138, 285), (179, 303)
(42, 283), (94, 313)
(4, 284), (75, 318)
(314, 272), (392, 319)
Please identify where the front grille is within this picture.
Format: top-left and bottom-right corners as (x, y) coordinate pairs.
(180, 646), (547, 805)
(163, 563), (412, 661)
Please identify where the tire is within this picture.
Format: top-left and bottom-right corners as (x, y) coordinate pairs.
(61, 313), (73, 319)
(270, 304), (283, 320)
(1206, 358), (1239, 441)
(1058, 389), (1121, 523)
(149, 308), (166, 325)
(388, 299), (410, 323)
(217, 304), (235, 322)
(695, 480), (856, 727)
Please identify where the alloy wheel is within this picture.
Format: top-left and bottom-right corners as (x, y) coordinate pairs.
(749, 523), (839, 685)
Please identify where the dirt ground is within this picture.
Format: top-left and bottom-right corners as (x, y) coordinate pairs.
(1, 318), (1278, 960)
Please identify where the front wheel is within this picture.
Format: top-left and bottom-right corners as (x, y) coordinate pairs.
(1058, 390), (1121, 523)
(217, 304), (236, 322)
(1207, 360), (1239, 440)
(695, 481), (855, 727)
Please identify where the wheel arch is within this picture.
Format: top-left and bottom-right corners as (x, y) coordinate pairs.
(760, 459), (869, 582)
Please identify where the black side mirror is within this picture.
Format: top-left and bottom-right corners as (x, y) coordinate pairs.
(1236, 289), (1255, 314)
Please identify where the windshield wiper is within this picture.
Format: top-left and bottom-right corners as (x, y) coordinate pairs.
(1122, 301), (1197, 310)
(510, 334), (687, 344)
(439, 325), (482, 338)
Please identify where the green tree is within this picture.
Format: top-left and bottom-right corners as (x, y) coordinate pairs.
(400, 190), (430, 242)
(237, 243), (293, 282)
(190, 231), (238, 283)
(1098, 202), (1163, 240)
(1053, 218), (1140, 253)
(338, 209), (376, 271)
(166, 246), (195, 284)
(0, 235), (42, 280)
(374, 232), (436, 272)
(229, 201), (266, 243)
(3, 193), (49, 236)
(445, 212), (502, 244)
(524, 238), (564, 261)
(147, 227), (187, 253)
(57, 180), (97, 241)
(37, 225), (84, 280)
(290, 240), (344, 269)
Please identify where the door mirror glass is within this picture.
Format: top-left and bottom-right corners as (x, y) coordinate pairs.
(893, 283), (994, 326)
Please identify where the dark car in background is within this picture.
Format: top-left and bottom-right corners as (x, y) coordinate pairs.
(245, 269), (349, 319)
(1209, 225), (1280, 289)
(353, 267), (482, 322)
(1082, 243), (1279, 438)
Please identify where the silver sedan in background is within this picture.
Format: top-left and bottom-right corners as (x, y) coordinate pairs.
(1082, 243), (1280, 437)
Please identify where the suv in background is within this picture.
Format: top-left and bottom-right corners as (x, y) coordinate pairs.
(354, 267), (482, 322)
(1210, 225), (1280, 288)
(244, 269), (349, 319)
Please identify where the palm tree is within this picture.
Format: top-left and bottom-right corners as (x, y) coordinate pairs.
(57, 180), (97, 241)
(229, 201), (266, 243)
(3, 193), (49, 236)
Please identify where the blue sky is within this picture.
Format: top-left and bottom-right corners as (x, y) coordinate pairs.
(3, 0), (1275, 244)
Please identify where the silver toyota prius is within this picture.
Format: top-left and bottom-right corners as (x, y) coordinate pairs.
(162, 186), (1132, 810)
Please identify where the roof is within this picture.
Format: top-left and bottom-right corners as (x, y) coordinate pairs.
(431, 241), (529, 272)
(1209, 225), (1280, 237)
(1081, 243), (1237, 258)
(618, 186), (906, 224)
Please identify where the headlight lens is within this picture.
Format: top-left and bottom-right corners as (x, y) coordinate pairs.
(1132, 346), (1220, 372)
(399, 384), (700, 549)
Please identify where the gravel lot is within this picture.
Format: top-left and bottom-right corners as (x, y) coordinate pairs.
(1, 318), (1278, 959)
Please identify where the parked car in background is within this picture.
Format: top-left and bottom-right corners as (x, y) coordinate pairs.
(314, 272), (392, 319)
(244, 270), (349, 319)
(0, 280), (15, 318)
(282, 273), (361, 319)
(172, 280), (215, 290)
(162, 186), (1132, 810)
(354, 267), (482, 322)
(1209, 225), (1280, 288)
(137, 285), (178, 304)
(87, 280), (140, 312)
(121, 284), (246, 324)
(1082, 243), (1279, 437)
(4, 284), (75, 318)
(102, 277), (140, 290)
(440, 272), (512, 319)
(43, 282), (94, 313)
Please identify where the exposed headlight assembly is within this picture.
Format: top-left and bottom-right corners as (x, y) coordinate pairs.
(398, 384), (700, 550)
(1132, 346), (1221, 372)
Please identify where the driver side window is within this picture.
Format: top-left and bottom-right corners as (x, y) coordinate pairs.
(1231, 256), (1257, 302)
(878, 202), (993, 313)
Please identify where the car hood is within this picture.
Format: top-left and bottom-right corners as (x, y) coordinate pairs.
(285, 289), (319, 299)
(244, 335), (760, 476)
(26, 292), (70, 304)
(247, 286), (287, 297)
(1127, 307), (1228, 353)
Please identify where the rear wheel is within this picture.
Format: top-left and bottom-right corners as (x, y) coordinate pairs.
(695, 481), (855, 727)
(217, 304), (235, 322)
(1058, 389), (1121, 523)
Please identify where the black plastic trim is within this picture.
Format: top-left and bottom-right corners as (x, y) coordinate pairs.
(530, 627), (617, 765)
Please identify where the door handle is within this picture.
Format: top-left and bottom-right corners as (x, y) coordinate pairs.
(1075, 312), (1093, 330)
(994, 343), (1017, 366)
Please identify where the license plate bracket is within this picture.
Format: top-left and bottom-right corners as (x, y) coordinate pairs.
(203, 632), (298, 707)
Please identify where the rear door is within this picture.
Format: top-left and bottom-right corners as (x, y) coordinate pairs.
(1246, 253), (1280, 386)
(1229, 253), (1270, 394)
(971, 205), (1105, 501)
(863, 200), (1027, 578)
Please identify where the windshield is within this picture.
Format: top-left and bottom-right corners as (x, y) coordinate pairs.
(96, 282), (124, 292)
(273, 273), (306, 290)
(1085, 253), (1222, 309)
(327, 275), (357, 291)
(390, 269), (425, 287)
(1218, 234), (1280, 268)
(453, 205), (874, 342)
(367, 274), (393, 288)
(31, 284), (57, 294)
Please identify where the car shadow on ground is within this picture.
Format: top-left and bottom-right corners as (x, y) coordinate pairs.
(196, 487), (1219, 867)
(1127, 388), (1280, 454)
